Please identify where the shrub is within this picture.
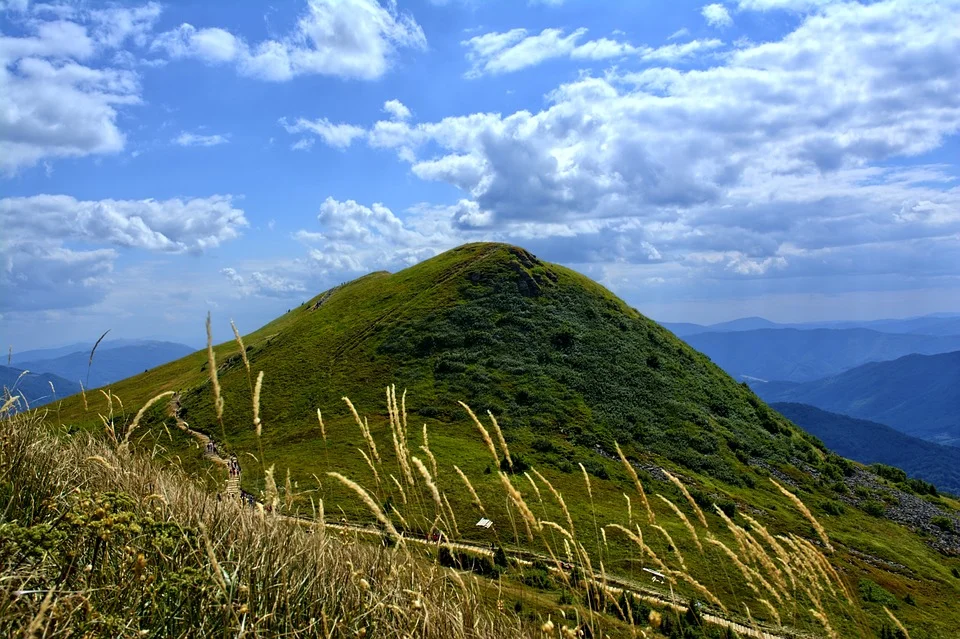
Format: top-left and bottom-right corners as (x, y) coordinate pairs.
(859, 579), (898, 605)
(821, 500), (845, 516)
(862, 501), (886, 517)
(872, 464), (908, 483)
(931, 516), (954, 533)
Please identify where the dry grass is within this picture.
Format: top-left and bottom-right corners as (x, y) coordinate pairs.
(770, 478), (833, 552)
(0, 410), (528, 638)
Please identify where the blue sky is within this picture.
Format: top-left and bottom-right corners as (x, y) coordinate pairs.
(2, 0), (959, 350)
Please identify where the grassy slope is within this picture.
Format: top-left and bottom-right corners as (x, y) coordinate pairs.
(52, 242), (960, 637)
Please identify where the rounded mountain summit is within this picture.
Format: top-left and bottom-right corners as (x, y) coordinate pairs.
(60, 241), (815, 486)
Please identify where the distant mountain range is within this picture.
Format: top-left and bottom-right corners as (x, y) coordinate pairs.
(681, 328), (960, 383)
(773, 403), (960, 495)
(754, 351), (960, 447)
(0, 366), (82, 408)
(9, 340), (196, 390)
(663, 313), (960, 337)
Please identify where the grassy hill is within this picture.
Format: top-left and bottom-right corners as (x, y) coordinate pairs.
(46, 243), (960, 637)
(772, 403), (960, 495)
(755, 352), (960, 446)
(680, 328), (960, 382)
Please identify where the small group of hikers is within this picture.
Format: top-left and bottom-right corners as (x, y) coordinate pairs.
(226, 455), (241, 477)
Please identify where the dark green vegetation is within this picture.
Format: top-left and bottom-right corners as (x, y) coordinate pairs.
(14, 340), (196, 389)
(681, 328), (960, 383)
(772, 403), (960, 495)
(0, 365), (80, 407)
(755, 351), (960, 446)
(44, 242), (960, 637)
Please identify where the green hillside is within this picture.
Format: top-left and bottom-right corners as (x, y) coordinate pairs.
(50, 242), (960, 637)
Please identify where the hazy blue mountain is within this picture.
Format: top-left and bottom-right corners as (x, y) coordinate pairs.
(0, 366), (82, 408)
(661, 313), (960, 338)
(683, 328), (960, 382)
(17, 341), (196, 389)
(773, 402), (960, 495)
(755, 351), (960, 446)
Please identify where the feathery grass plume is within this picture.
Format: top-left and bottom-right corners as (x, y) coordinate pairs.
(1, 395), (21, 415)
(413, 456), (445, 522)
(358, 448), (381, 486)
(605, 523), (643, 549)
(421, 424), (439, 478)
(578, 462), (593, 500)
(343, 396), (380, 463)
(790, 535), (838, 600)
(652, 524), (686, 570)
(230, 320), (251, 376)
(778, 534), (825, 607)
(487, 410), (512, 469)
(198, 522), (228, 592)
(739, 526), (788, 594)
(443, 493), (461, 538)
(123, 391), (175, 447)
(523, 472), (542, 503)
(770, 478), (833, 552)
(498, 471), (539, 540)
(399, 386), (408, 439)
(316, 409), (326, 442)
(637, 525), (671, 576)
(740, 513), (795, 583)
(453, 465), (485, 514)
(543, 520), (575, 540)
(531, 468), (575, 536)
(86, 328), (110, 388)
(707, 536), (761, 597)
(79, 380), (88, 411)
(327, 472), (401, 542)
(48, 380), (56, 400)
(657, 494), (703, 552)
(264, 464), (279, 511)
(885, 607), (911, 639)
(663, 469), (707, 529)
(810, 608), (839, 639)
(758, 599), (781, 627)
(386, 387), (415, 486)
(712, 501), (748, 556)
(615, 441), (654, 523)
(204, 314), (224, 422)
(810, 543), (854, 605)
(623, 493), (633, 525)
(389, 474), (408, 504)
(87, 455), (118, 471)
(285, 468), (294, 512)
(458, 401), (499, 465)
(253, 370), (264, 437)
(668, 570), (726, 612)
(714, 531), (785, 606)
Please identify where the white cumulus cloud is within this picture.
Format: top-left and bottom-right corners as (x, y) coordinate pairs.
(152, 0), (426, 82)
(702, 4), (734, 28)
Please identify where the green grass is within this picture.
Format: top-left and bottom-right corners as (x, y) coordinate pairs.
(42, 241), (960, 637)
